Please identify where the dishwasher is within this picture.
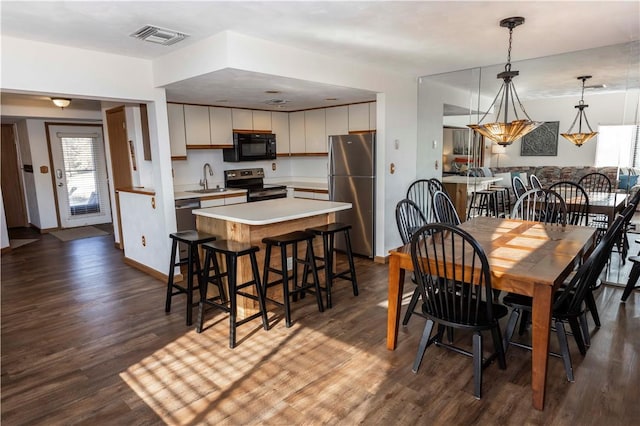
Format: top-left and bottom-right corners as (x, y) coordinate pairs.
(175, 198), (201, 258)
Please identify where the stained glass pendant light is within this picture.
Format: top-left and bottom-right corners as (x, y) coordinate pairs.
(468, 17), (542, 146)
(561, 76), (598, 147)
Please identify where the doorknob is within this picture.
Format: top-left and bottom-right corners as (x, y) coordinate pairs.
(58, 182), (64, 187)
(56, 169), (63, 179)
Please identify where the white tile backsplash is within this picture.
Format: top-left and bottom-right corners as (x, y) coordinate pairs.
(172, 149), (298, 188)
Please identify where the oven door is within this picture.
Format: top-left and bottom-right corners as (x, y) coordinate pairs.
(248, 188), (287, 202)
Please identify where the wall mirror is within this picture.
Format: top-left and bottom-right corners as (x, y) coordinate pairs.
(418, 40), (640, 180)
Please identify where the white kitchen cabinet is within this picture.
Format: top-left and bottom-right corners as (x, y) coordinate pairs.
(252, 110), (272, 131)
(271, 111), (290, 155)
(167, 103), (187, 159)
(232, 109), (253, 131)
(369, 101), (377, 130)
(293, 189), (329, 200)
(348, 103), (370, 132)
(314, 191), (330, 201)
(224, 194), (247, 205)
(184, 105), (211, 146)
(209, 107), (233, 146)
(325, 106), (349, 137)
(305, 109), (327, 154)
(289, 111), (306, 154)
(200, 197), (225, 208)
(293, 190), (315, 199)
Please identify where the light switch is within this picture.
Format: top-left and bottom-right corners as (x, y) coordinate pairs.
(432, 140), (438, 149)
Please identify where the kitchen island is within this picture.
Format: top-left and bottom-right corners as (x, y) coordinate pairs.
(193, 198), (352, 316)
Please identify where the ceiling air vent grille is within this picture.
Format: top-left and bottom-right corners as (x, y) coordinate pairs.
(130, 25), (188, 46)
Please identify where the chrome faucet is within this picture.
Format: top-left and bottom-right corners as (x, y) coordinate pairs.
(200, 163), (213, 190)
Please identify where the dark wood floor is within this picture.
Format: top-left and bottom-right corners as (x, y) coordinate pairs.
(2, 228), (639, 425)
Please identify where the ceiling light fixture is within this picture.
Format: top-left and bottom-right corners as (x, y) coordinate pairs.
(561, 76), (598, 147)
(265, 99), (288, 106)
(468, 17), (542, 146)
(51, 98), (71, 109)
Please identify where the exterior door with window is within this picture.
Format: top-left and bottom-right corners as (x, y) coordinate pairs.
(48, 125), (112, 228)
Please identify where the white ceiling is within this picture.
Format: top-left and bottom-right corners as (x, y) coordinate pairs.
(1, 1), (639, 111)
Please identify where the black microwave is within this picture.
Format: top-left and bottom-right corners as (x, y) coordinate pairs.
(223, 132), (277, 162)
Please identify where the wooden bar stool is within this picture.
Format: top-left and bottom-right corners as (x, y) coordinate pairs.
(196, 240), (269, 348)
(165, 230), (217, 326)
(262, 231), (324, 327)
(305, 222), (358, 308)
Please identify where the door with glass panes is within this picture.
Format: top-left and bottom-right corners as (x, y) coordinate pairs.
(48, 124), (112, 228)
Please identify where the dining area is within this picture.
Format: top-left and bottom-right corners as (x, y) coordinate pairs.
(392, 172), (640, 412)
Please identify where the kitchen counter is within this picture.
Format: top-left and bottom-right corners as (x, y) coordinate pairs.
(193, 198), (350, 225)
(267, 179), (328, 192)
(174, 188), (247, 200)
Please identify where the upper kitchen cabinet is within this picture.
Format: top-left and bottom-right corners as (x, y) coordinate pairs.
(232, 109), (253, 131)
(325, 106), (349, 137)
(209, 107), (233, 147)
(304, 109), (327, 154)
(184, 105), (211, 148)
(271, 111), (290, 156)
(348, 103), (371, 132)
(232, 108), (272, 132)
(167, 103), (187, 159)
(252, 110), (272, 132)
(289, 111), (306, 154)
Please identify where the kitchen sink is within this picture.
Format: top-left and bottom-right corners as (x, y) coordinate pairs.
(187, 188), (227, 194)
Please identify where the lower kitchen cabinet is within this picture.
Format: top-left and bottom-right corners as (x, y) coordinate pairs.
(293, 189), (329, 200)
(200, 194), (247, 208)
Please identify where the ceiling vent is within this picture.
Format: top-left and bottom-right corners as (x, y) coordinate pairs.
(130, 25), (188, 46)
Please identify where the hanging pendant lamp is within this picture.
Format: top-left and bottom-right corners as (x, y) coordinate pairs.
(561, 76), (598, 147)
(468, 17), (543, 146)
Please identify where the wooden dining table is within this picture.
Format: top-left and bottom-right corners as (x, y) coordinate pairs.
(586, 192), (627, 224)
(386, 217), (597, 410)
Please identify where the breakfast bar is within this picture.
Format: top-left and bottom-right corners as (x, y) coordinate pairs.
(193, 198), (352, 315)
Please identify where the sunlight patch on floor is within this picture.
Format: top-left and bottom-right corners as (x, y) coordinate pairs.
(119, 316), (381, 424)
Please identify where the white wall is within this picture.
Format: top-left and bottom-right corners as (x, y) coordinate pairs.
(23, 119), (61, 230)
(0, 191), (9, 249)
(498, 91), (636, 168)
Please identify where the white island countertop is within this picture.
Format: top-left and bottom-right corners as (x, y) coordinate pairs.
(193, 197), (351, 225)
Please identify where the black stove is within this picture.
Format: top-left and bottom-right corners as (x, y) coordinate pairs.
(224, 168), (287, 202)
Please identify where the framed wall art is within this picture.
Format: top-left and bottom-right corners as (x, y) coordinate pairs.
(520, 121), (559, 156)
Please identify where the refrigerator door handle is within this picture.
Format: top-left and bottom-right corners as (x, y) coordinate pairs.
(328, 135), (334, 175)
(328, 135), (334, 200)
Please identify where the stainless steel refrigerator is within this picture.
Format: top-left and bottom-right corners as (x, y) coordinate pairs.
(328, 133), (375, 258)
